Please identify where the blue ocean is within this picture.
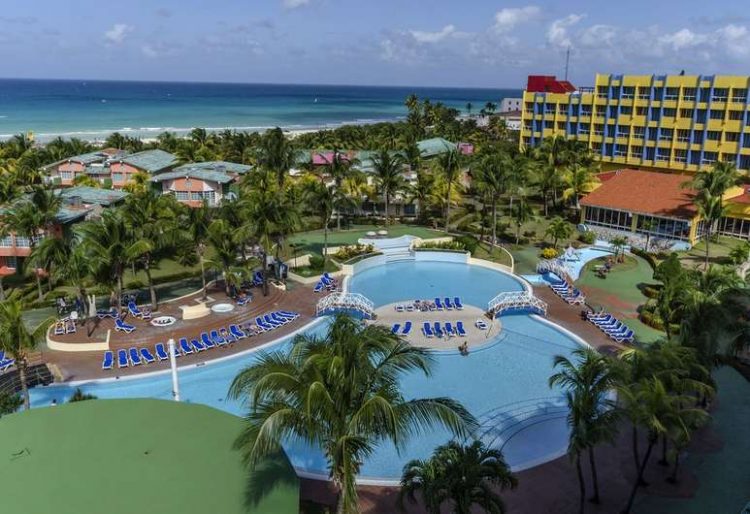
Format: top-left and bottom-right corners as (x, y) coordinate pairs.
(0, 79), (520, 142)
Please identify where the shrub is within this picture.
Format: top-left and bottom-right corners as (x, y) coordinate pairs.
(333, 244), (374, 261)
(523, 230), (536, 239)
(456, 235), (479, 253)
(642, 285), (661, 299)
(68, 388), (97, 403)
(0, 393), (22, 417)
(419, 240), (466, 251)
(308, 255), (325, 270)
(631, 247), (659, 270)
(540, 247), (559, 259)
(640, 309), (665, 330)
(578, 231), (596, 244)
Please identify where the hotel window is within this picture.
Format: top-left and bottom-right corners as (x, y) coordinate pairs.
(702, 151), (718, 164)
(630, 148), (643, 159)
(596, 86), (607, 99)
(712, 88), (728, 102)
(60, 171), (73, 180)
(683, 88), (696, 101)
(718, 217), (750, 239)
(578, 124), (589, 135)
(725, 132), (740, 142)
(740, 155), (750, 169)
(722, 153), (737, 162)
(664, 88), (679, 101)
(637, 88), (651, 100)
(677, 130), (690, 142)
(557, 122), (565, 130)
(607, 125), (616, 138)
(663, 108), (676, 118)
(646, 147), (656, 160)
(557, 104), (567, 114)
(15, 236), (30, 247)
(584, 206), (631, 230)
(605, 144), (614, 156)
(580, 107), (592, 117)
(647, 128), (658, 140)
(637, 215), (691, 241)
(696, 110), (707, 123)
(544, 105), (555, 115)
(621, 87), (635, 99)
(524, 102), (533, 111)
(656, 148), (670, 162)
(608, 106), (617, 117)
(174, 191), (189, 201)
(743, 134), (750, 147)
(699, 88), (711, 102)
(650, 110), (661, 122)
(729, 110), (743, 120)
(523, 122), (532, 130)
(653, 88), (664, 101)
(544, 121), (554, 129)
(593, 124), (604, 136)
(0, 236), (12, 247)
(614, 144), (628, 157)
(706, 131), (721, 141)
(636, 106), (648, 116)
(690, 151), (701, 165)
(732, 89), (747, 103)
(674, 149), (687, 163)
(571, 105), (580, 116)
(616, 126), (630, 138)
(633, 126), (645, 138)
(679, 108), (693, 118)
(693, 132), (704, 144)
(620, 106), (633, 115)
(592, 143), (602, 153)
(112, 172), (124, 182)
(609, 87), (620, 99)
(659, 129), (673, 141)
(534, 121), (543, 131)
(709, 109), (724, 120)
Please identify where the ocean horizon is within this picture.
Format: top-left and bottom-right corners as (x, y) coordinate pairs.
(0, 79), (521, 143)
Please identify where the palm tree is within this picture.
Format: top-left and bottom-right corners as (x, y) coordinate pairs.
(304, 182), (336, 266)
(4, 200), (44, 299)
(545, 217), (573, 249)
(549, 348), (619, 508)
(562, 163), (599, 209)
(620, 377), (708, 514)
(610, 236), (628, 263)
(256, 127), (297, 188)
(399, 440), (517, 514)
(371, 150), (406, 225)
(484, 102), (497, 116)
(322, 149), (357, 230)
(185, 202), (213, 300)
(728, 241), (750, 266)
(228, 314), (476, 514)
(205, 218), (239, 297)
(0, 290), (52, 409)
(512, 190), (534, 244)
(437, 148), (462, 232)
(474, 151), (512, 245)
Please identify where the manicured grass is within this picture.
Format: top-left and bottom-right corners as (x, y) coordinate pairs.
(576, 254), (664, 344)
(288, 224), (444, 257)
(636, 366), (750, 514)
(0, 399), (299, 514)
(678, 235), (745, 268)
(510, 245), (544, 275)
(471, 242), (514, 268)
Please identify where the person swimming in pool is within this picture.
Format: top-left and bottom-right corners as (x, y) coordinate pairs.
(459, 341), (469, 356)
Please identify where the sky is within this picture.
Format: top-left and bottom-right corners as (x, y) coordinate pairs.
(1, 0), (750, 88)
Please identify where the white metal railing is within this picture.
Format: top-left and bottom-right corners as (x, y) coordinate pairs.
(536, 259), (573, 284)
(487, 291), (548, 317)
(316, 292), (375, 319)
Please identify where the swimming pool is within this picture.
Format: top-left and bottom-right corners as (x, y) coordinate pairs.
(30, 255), (585, 483)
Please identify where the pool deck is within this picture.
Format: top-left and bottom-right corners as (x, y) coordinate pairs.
(40, 282), (320, 382)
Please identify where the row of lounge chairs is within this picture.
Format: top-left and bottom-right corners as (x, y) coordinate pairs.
(54, 319), (77, 335)
(549, 282), (586, 305)
(390, 321), (413, 335)
(313, 273), (338, 293)
(395, 297), (464, 312)
(586, 312), (635, 343)
(102, 310), (300, 370)
(421, 321), (469, 338)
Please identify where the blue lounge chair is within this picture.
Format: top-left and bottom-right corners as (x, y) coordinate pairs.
(114, 318), (136, 333)
(0, 358), (13, 372)
(201, 333), (216, 349)
(434, 298), (444, 311)
(256, 317), (273, 331)
(129, 347), (142, 366)
(422, 322), (434, 338)
(117, 349), (128, 368)
(97, 308), (118, 319)
(391, 323), (401, 334)
(140, 347), (156, 364)
(401, 321), (412, 335)
(230, 325), (247, 339)
(271, 313), (289, 324)
(444, 297), (454, 310)
(596, 318), (620, 328)
(614, 330), (635, 343)
(192, 338), (206, 352)
(605, 324), (628, 336)
(313, 281), (324, 293)
(454, 297), (464, 310)
(264, 315), (282, 328)
(279, 310), (298, 319)
(102, 351), (114, 370)
(211, 330), (228, 346)
(179, 338), (191, 352)
(220, 328), (237, 343)
(444, 322), (455, 336)
(155, 343), (169, 361)
(456, 321), (467, 336)
(128, 301), (142, 318)
(475, 319), (488, 330)
(236, 296), (250, 306)
(180, 339), (194, 355)
(433, 322), (444, 338)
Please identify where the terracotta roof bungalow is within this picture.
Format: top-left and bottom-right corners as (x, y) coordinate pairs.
(151, 161), (252, 207)
(0, 186), (128, 274)
(43, 148), (128, 187)
(109, 149), (178, 189)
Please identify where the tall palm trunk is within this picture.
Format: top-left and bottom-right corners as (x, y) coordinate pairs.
(384, 192), (390, 226)
(575, 451), (586, 514)
(491, 199), (498, 245)
(0, 277), (5, 301)
(704, 226), (711, 270)
(323, 223), (329, 267)
(19, 357), (29, 410)
(668, 450), (682, 484)
(589, 446), (600, 503)
(444, 181), (452, 233)
(144, 259), (158, 310)
(632, 426), (646, 485)
(198, 248), (207, 300)
(659, 435), (669, 466)
(543, 190), (549, 217)
(623, 436), (656, 514)
(261, 251), (269, 297)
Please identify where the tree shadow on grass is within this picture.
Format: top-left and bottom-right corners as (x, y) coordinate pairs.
(244, 452), (299, 512)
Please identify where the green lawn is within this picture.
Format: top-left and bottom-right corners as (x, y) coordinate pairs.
(576, 255), (665, 344)
(510, 245), (545, 275)
(678, 235), (745, 268)
(0, 399), (299, 514)
(472, 242), (514, 268)
(288, 224), (444, 257)
(636, 366), (750, 514)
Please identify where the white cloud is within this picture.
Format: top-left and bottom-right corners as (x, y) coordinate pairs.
(493, 6), (540, 33)
(282, 0), (310, 9)
(547, 14), (584, 48)
(410, 25), (457, 44)
(104, 23), (132, 44)
(717, 24), (750, 57)
(579, 24), (617, 48)
(141, 45), (159, 58)
(658, 28), (708, 51)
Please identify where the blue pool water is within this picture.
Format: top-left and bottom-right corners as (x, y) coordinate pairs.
(30, 258), (584, 481)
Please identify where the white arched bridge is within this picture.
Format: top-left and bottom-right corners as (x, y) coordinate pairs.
(316, 292), (375, 319)
(487, 291), (548, 317)
(536, 259), (573, 284)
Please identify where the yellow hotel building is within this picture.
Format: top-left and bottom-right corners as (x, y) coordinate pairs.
(520, 73), (750, 173)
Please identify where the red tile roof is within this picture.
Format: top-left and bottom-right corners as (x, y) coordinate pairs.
(581, 169), (698, 219)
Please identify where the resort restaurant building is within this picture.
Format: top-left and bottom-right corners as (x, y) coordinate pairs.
(521, 73), (750, 175)
(43, 148), (128, 187)
(0, 186), (128, 275)
(151, 161), (252, 207)
(579, 169), (707, 245)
